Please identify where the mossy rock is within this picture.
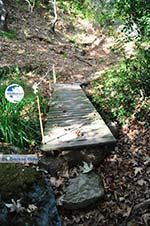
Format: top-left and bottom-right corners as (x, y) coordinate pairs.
(0, 164), (43, 201)
(0, 164), (61, 226)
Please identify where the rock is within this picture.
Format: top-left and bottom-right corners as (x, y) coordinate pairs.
(39, 156), (67, 176)
(0, 164), (61, 226)
(75, 33), (97, 45)
(63, 172), (104, 209)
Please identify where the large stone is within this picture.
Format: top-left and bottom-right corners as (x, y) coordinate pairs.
(39, 156), (68, 176)
(0, 164), (61, 226)
(63, 172), (104, 209)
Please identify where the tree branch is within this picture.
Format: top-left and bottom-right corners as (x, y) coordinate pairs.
(25, 0), (35, 13)
(0, 0), (8, 31)
(50, 0), (57, 33)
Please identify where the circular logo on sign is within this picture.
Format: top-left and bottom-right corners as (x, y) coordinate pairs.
(5, 84), (24, 103)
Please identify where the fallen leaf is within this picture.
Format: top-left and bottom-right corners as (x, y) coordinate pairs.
(75, 130), (82, 136)
(5, 203), (16, 212)
(5, 199), (25, 213)
(62, 169), (69, 178)
(80, 161), (93, 173)
(50, 177), (56, 186)
(56, 177), (64, 188)
(134, 167), (143, 176)
(50, 177), (64, 187)
(17, 49), (25, 54)
(27, 204), (38, 213)
(137, 179), (147, 186)
(123, 206), (132, 217)
(119, 197), (125, 202)
(144, 157), (150, 165)
(142, 213), (150, 226)
(57, 195), (64, 206)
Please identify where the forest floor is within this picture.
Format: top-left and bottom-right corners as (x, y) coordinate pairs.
(0, 1), (150, 226)
(0, 0), (120, 83)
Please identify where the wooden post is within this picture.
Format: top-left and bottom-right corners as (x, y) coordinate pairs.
(52, 64), (56, 84)
(36, 95), (45, 144)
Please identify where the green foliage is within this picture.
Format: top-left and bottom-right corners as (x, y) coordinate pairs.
(0, 30), (17, 40)
(57, 0), (86, 16)
(57, 0), (115, 26)
(89, 0), (115, 26)
(59, 0), (150, 36)
(92, 48), (150, 124)
(0, 69), (47, 147)
(114, 0), (150, 38)
(15, 0), (47, 9)
(86, 1), (150, 125)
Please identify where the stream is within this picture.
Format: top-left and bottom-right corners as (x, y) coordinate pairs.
(0, 164), (61, 226)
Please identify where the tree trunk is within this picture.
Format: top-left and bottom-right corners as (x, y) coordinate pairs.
(0, 0), (8, 31)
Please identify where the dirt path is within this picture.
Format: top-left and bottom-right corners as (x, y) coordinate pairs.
(1, 2), (149, 226)
(0, 0), (119, 84)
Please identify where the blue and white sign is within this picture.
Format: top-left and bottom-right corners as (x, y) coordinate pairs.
(5, 84), (24, 103)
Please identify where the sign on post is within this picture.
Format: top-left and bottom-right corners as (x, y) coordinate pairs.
(0, 154), (38, 164)
(5, 84), (24, 103)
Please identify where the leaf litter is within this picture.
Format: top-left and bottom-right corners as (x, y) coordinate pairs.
(0, 1), (149, 225)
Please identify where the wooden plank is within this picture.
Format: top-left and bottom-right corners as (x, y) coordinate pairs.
(41, 84), (116, 151)
(47, 112), (97, 119)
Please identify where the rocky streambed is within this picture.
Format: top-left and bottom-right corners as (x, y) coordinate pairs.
(0, 164), (61, 226)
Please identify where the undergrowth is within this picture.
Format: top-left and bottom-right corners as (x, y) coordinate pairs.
(57, 0), (116, 26)
(0, 30), (17, 40)
(91, 48), (150, 125)
(0, 68), (48, 148)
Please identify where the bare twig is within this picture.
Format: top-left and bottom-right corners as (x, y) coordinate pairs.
(25, 0), (35, 13)
(75, 55), (93, 66)
(134, 199), (150, 211)
(122, 199), (150, 226)
(26, 34), (53, 44)
(36, 64), (52, 87)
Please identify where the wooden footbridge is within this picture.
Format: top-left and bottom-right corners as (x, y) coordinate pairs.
(41, 84), (116, 152)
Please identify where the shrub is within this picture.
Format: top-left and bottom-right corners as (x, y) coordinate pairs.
(114, 0), (150, 38)
(57, 0), (115, 24)
(91, 48), (150, 124)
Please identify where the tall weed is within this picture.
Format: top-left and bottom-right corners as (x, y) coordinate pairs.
(0, 71), (47, 147)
